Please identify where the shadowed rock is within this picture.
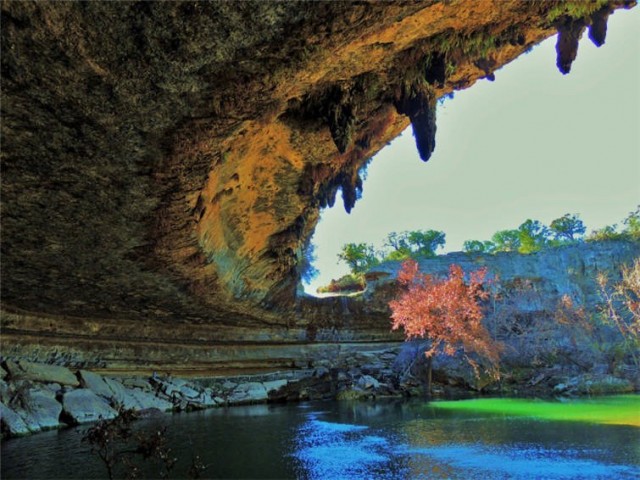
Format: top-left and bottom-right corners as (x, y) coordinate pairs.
(589, 8), (612, 46)
(475, 57), (498, 82)
(395, 83), (437, 162)
(328, 102), (357, 154)
(1, 403), (31, 436)
(555, 18), (587, 74)
(424, 52), (447, 87)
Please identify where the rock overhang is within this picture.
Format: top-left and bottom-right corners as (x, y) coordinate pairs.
(1, 0), (636, 330)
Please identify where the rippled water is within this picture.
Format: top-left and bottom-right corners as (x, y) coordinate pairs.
(2, 395), (639, 479)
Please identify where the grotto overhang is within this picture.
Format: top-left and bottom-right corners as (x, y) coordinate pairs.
(1, 0), (635, 331)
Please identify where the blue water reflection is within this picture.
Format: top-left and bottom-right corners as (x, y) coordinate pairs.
(294, 413), (406, 480)
(293, 408), (640, 480)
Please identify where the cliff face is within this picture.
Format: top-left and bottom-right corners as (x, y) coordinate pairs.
(3, 241), (638, 375)
(1, 1), (636, 368)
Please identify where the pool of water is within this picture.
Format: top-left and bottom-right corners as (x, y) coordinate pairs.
(2, 395), (639, 479)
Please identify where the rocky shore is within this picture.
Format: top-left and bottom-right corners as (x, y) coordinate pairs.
(2, 352), (636, 439)
(0, 350), (404, 439)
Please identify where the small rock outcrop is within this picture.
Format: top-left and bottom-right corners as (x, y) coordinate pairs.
(3, 361), (79, 387)
(61, 389), (118, 425)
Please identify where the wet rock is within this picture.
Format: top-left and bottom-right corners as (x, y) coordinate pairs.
(1, 402), (30, 436)
(61, 389), (118, 425)
(2, 360), (79, 387)
(78, 370), (114, 399)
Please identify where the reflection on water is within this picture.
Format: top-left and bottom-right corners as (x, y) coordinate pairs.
(2, 396), (639, 479)
(399, 444), (639, 480)
(293, 413), (404, 479)
(293, 396), (640, 480)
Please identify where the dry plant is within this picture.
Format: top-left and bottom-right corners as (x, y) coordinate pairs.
(596, 258), (640, 368)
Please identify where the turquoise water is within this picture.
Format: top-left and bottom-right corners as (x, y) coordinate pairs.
(2, 395), (639, 479)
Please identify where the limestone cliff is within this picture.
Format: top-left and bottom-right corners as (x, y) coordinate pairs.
(0, 1), (636, 369)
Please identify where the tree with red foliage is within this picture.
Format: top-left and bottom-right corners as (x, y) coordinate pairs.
(389, 260), (501, 394)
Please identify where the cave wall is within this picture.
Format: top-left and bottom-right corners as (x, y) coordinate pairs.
(1, 1), (637, 368)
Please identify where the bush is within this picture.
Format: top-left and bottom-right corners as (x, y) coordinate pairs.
(316, 273), (365, 294)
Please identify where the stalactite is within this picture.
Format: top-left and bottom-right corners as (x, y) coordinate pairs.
(555, 18), (587, 75)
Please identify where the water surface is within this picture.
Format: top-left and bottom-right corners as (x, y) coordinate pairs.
(2, 395), (639, 479)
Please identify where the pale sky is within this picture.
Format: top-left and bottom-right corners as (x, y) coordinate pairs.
(306, 7), (640, 293)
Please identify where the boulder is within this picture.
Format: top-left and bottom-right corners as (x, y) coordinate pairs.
(13, 389), (62, 432)
(102, 377), (141, 410)
(78, 370), (114, 399)
(127, 389), (173, 412)
(2, 360), (79, 387)
(573, 375), (634, 395)
(336, 388), (369, 401)
(189, 388), (218, 408)
(227, 382), (268, 404)
(357, 375), (380, 390)
(177, 384), (201, 400)
(102, 377), (172, 411)
(1, 402), (31, 436)
(122, 378), (153, 391)
(151, 378), (182, 397)
(61, 389), (118, 425)
(263, 380), (288, 393)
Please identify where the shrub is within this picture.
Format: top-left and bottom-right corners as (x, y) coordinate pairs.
(316, 273), (365, 294)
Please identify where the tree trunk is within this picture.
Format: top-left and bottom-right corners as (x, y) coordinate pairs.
(426, 355), (433, 398)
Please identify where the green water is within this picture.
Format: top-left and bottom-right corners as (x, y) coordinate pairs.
(431, 394), (640, 427)
(2, 395), (639, 479)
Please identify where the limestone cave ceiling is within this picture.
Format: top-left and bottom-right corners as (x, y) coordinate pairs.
(1, 0), (635, 327)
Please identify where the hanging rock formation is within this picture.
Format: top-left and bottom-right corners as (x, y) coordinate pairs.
(1, 1), (636, 373)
